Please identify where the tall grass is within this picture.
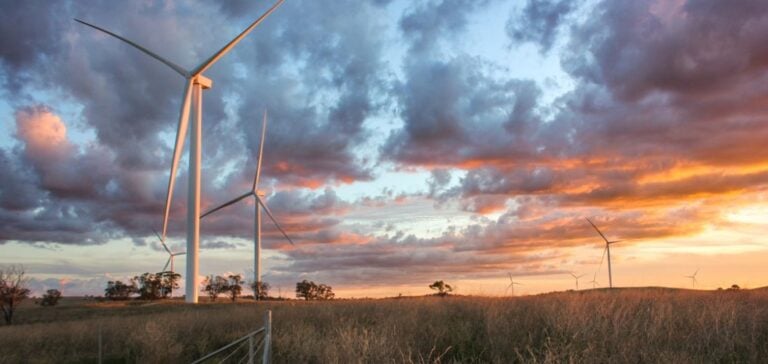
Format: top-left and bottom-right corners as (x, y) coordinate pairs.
(1, 288), (767, 363)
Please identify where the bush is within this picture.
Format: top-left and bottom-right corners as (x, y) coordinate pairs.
(40, 289), (62, 307)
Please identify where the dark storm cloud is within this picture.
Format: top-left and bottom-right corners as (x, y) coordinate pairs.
(563, 0), (768, 100)
(0, 1), (68, 91)
(0, 149), (39, 211)
(506, 0), (575, 52)
(383, 55), (543, 167)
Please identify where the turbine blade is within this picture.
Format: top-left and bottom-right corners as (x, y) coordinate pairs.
(151, 229), (173, 255)
(200, 192), (252, 219)
(152, 228), (172, 255)
(192, 0), (285, 76)
(586, 217), (611, 244)
(256, 195), (294, 245)
(161, 79), (194, 241)
(252, 109), (268, 192)
(74, 19), (188, 77)
(175, 252), (187, 256)
(163, 257), (171, 272)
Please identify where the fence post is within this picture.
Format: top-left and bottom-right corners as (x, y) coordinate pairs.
(262, 310), (272, 364)
(98, 322), (103, 364)
(248, 335), (255, 364)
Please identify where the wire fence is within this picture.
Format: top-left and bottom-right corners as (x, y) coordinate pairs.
(92, 310), (273, 364)
(190, 310), (273, 364)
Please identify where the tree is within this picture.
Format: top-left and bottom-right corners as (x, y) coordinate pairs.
(41, 289), (62, 307)
(296, 280), (316, 301)
(429, 280), (453, 296)
(226, 274), (244, 302)
(317, 284), (335, 300)
(0, 265), (31, 325)
(295, 280), (335, 301)
(202, 275), (228, 302)
(104, 280), (136, 300)
(251, 281), (270, 301)
(159, 272), (181, 298)
(133, 273), (164, 300)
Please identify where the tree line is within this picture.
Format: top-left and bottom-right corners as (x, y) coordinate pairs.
(103, 271), (336, 302)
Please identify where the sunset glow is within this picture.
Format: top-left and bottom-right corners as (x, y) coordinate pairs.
(1, 0), (767, 298)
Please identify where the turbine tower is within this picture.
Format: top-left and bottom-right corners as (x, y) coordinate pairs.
(570, 272), (585, 290)
(76, 0), (285, 303)
(685, 269), (699, 289)
(586, 218), (621, 288)
(200, 110), (294, 295)
(505, 273), (523, 296)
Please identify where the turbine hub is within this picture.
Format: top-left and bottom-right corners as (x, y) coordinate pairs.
(194, 75), (213, 89)
(256, 190), (266, 197)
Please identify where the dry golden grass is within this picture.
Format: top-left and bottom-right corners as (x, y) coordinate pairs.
(1, 288), (768, 363)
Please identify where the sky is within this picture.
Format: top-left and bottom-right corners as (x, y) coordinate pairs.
(2, 0), (768, 298)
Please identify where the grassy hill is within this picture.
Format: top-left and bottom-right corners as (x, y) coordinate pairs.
(2, 288), (767, 363)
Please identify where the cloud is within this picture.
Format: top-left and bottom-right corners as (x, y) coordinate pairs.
(3, 0), (768, 292)
(400, 0), (492, 54)
(506, 0), (575, 52)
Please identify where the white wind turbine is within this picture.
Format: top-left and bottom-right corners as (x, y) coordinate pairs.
(153, 230), (186, 274)
(200, 110), (294, 294)
(505, 273), (523, 296)
(586, 218), (621, 288)
(588, 276), (600, 289)
(685, 269), (699, 289)
(76, 0), (285, 303)
(570, 272), (585, 290)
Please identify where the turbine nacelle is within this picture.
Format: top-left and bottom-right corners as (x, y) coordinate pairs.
(194, 75), (213, 89)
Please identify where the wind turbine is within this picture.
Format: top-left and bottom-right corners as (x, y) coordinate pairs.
(685, 269), (699, 289)
(586, 218), (621, 288)
(588, 276), (600, 289)
(153, 230), (186, 274)
(570, 272), (585, 290)
(505, 273), (523, 296)
(76, 0), (285, 303)
(200, 110), (294, 295)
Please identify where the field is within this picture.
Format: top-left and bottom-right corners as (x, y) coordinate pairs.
(2, 288), (768, 363)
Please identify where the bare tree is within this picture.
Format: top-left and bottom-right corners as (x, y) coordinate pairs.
(0, 265), (31, 325)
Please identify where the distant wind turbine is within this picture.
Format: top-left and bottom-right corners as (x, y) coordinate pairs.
(200, 111), (294, 296)
(76, 0), (285, 304)
(505, 273), (523, 296)
(685, 269), (699, 289)
(153, 230), (186, 273)
(586, 218), (621, 288)
(588, 277), (600, 289)
(570, 272), (585, 290)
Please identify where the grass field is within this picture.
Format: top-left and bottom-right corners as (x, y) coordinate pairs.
(2, 288), (768, 363)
